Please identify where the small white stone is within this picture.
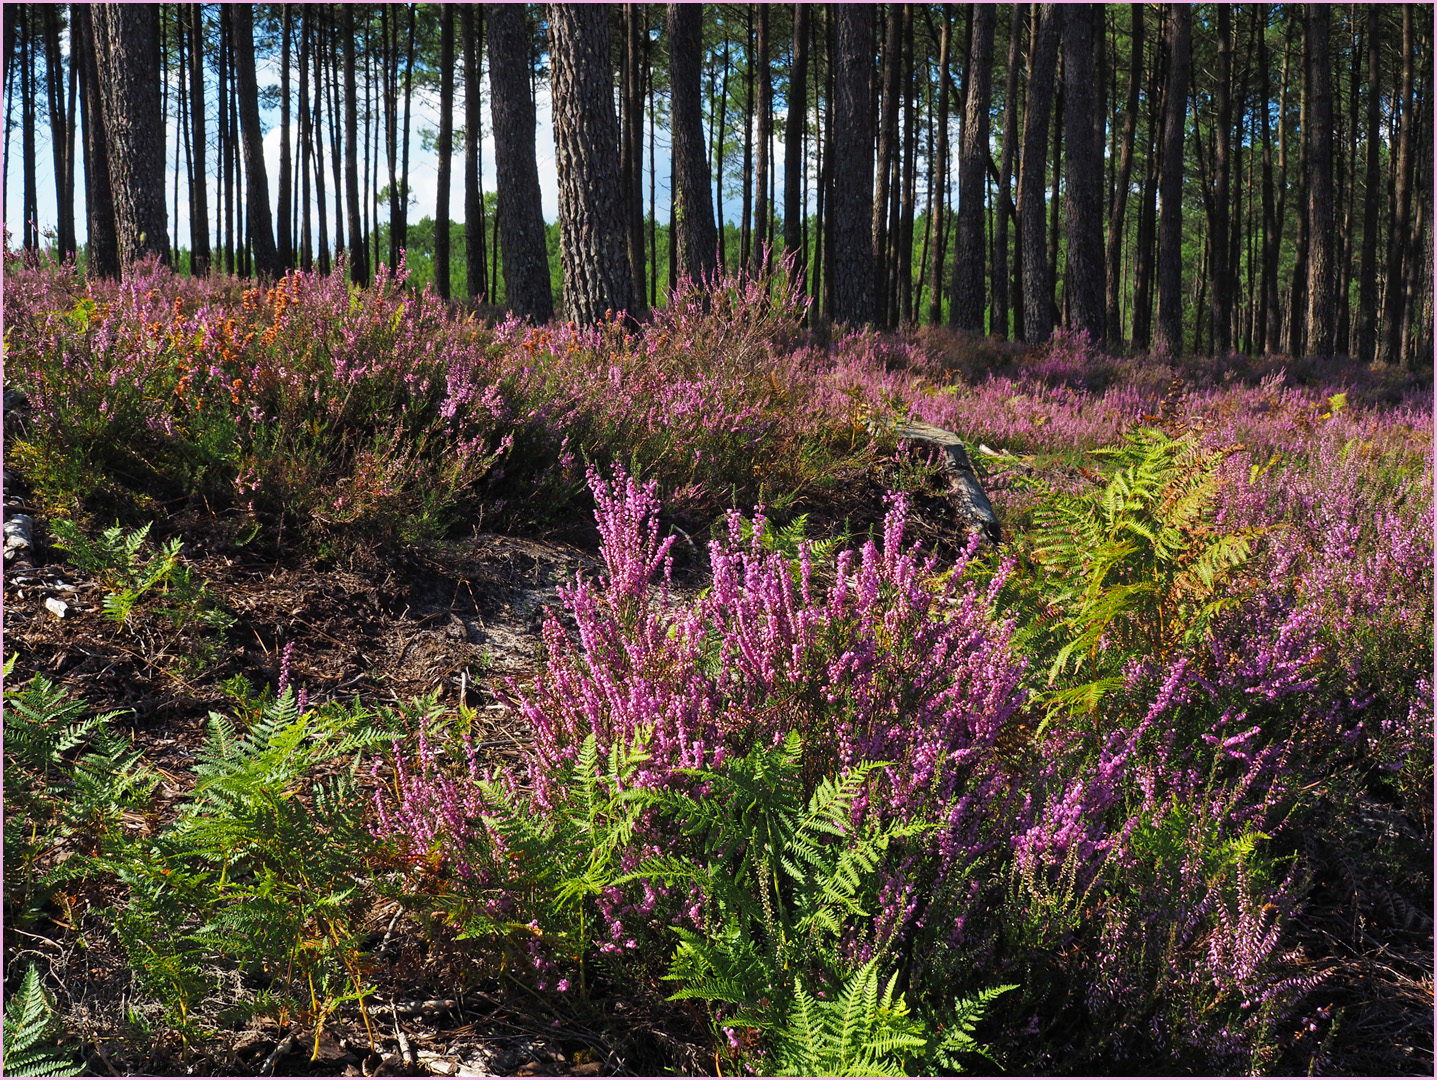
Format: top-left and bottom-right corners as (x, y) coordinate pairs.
(44, 597), (68, 618)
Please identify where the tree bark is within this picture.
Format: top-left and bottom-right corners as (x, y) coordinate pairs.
(928, 3), (951, 325)
(92, 4), (169, 269)
(1305, 4), (1334, 356)
(991, 2), (1023, 339)
(41, 6), (74, 261)
(1104, 3), (1141, 346)
(1153, 4), (1189, 357)
(1131, 6), (1164, 350)
(750, 3), (771, 275)
(278, 4), (292, 269)
(669, 2), (719, 285)
(231, 4), (280, 279)
(1017, 3), (1061, 343)
(1062, 3), (1104, 343)
(1381, 5), (1415, 364)
(1286, 10), (1309, 358)
(432, 5), (454, 297)
(1209, 4), (1232, 353)
(1355, 5), (1381, 360)
(951, 3), (993, 331)
(549, 3), (635, 324)
(397, 4), (415, 261)
(872, 3), (900, 326)
(622, 4), (647, 314)
(185, 3), (209, 275)
(343, 4), (368, 286)
(784, 3), (810, 293)
(896, 3), (917, 324)
(19, 8), (36, 251)
(488, 2), (553, 323)
(462, 5), (486, 301)
(830, 3), (876, 326)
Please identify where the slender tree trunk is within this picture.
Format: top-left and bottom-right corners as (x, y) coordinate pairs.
(830, 3), (876, 326)
(313, 9), (329, 275)
(873, 3), (900, 326)
(1336, 7), (1357, 354)
(343, 4), (368, 286)
(74, 4), (119, 277)
(1305, 5), (1334, 356)
(715, 37), (729, 271)
(1105, 3), (1141, 347)
(1017, 3), (1061, 343)
(1062, 3), (1104, 342)
(297, 13), (311, 271)
(550, 3), (635, 323)
(749, 4), (772, 275)
(461, 5), (486, 300)
(741, 7), (754, 268)
(1286, 11), (1309, 357)
(669, 2), (719, 284)
(784, 2), (810, 293)
(928, 4), (951, 325)
(1356, 4), (1381, 360)
(230, 4), (280, 278)
(1153, 3), (1190, 356)
(1131, 6), (1165, 350)
(187, 3), (209, 275)
(278, 5), (292, 269)
(432, 5), (453, 297)
(897, 3), (917, 323)
(991, 2), (1023, 339)
(219, 8), (232, 272)
(1381, 5), (1415, 364)
(487, 2), (553, 322)
(41, 6), (74, 260)
(1209, 4), (1232, 353)
(397, 4), (414, 260)
(951, 3), (993, 330)
(21, 10), (37, 251)
(92, 4), (170, 269)
(1048, 52), (1062, 327)
(325, 11), (344, 262)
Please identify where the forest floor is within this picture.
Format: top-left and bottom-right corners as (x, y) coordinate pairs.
(4, 458), (1431, 1077)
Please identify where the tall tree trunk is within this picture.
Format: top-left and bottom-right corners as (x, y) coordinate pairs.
(434, 5), (453, 297)
(398, 4), (415, 260)
(1131, 6), (1165, 350)
(896, 3), (917, 323)
(830, 3), (876, 326)
(1105, 2), (1141, 347)
(1048, 51), (1062, 327)
(928, 3), (951, 325)
(784, 2), (810, 293)
(92, 4), (170, 269)
(549, 3), (635, 324)
(1062, 3), (1104, 342)
(462, 5), (486, 301)
(1356, 4), (1381, 360)
(487, 2), (553, 323)
(714, 36), (729, 271)
(1336, 7), (1357, 354)
(750, 4), (772, 275)
(622, 4), (647, 313)
(1153, 3), (1190, 356)
(741, 7), (753, 268)
(298, 12), (311, 271)
(313, 8), (329, 275)
(991, 2), (1023, 339)
(951, 3), (993, 330)
(1381, 4), (1415, 364)
(669, 2), (719, 284)
(231, 4), (280, 278)
(1209, 4), (1232, 353)
(278, 4), (292, 269)
(74, 4), (119, 277)
(41, 6), (73, 260)
(21, 9), (37, 251)
(1286, 10), (1309, 357)
(219, 7), (232, 272)
(1305, 4), (1334, 356)
(187, 3), (209, 275)
(343, 4), (368, 286)
(1017, 3), (1061, 343)
(873, 3), (900, 326)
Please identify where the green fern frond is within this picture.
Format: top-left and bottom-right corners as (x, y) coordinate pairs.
(2, 966), (82, 1077)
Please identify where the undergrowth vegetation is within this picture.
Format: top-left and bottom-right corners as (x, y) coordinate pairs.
(2, 255), (1431, 1075)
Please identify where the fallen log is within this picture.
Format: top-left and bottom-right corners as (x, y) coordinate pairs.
(869, 418), (1001, 544)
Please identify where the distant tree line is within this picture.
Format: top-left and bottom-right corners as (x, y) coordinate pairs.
(3, 4), (1431, 362)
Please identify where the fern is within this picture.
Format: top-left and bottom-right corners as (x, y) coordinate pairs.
(1020, 428), (1263, 726)
(2, 966), (81, 1077)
